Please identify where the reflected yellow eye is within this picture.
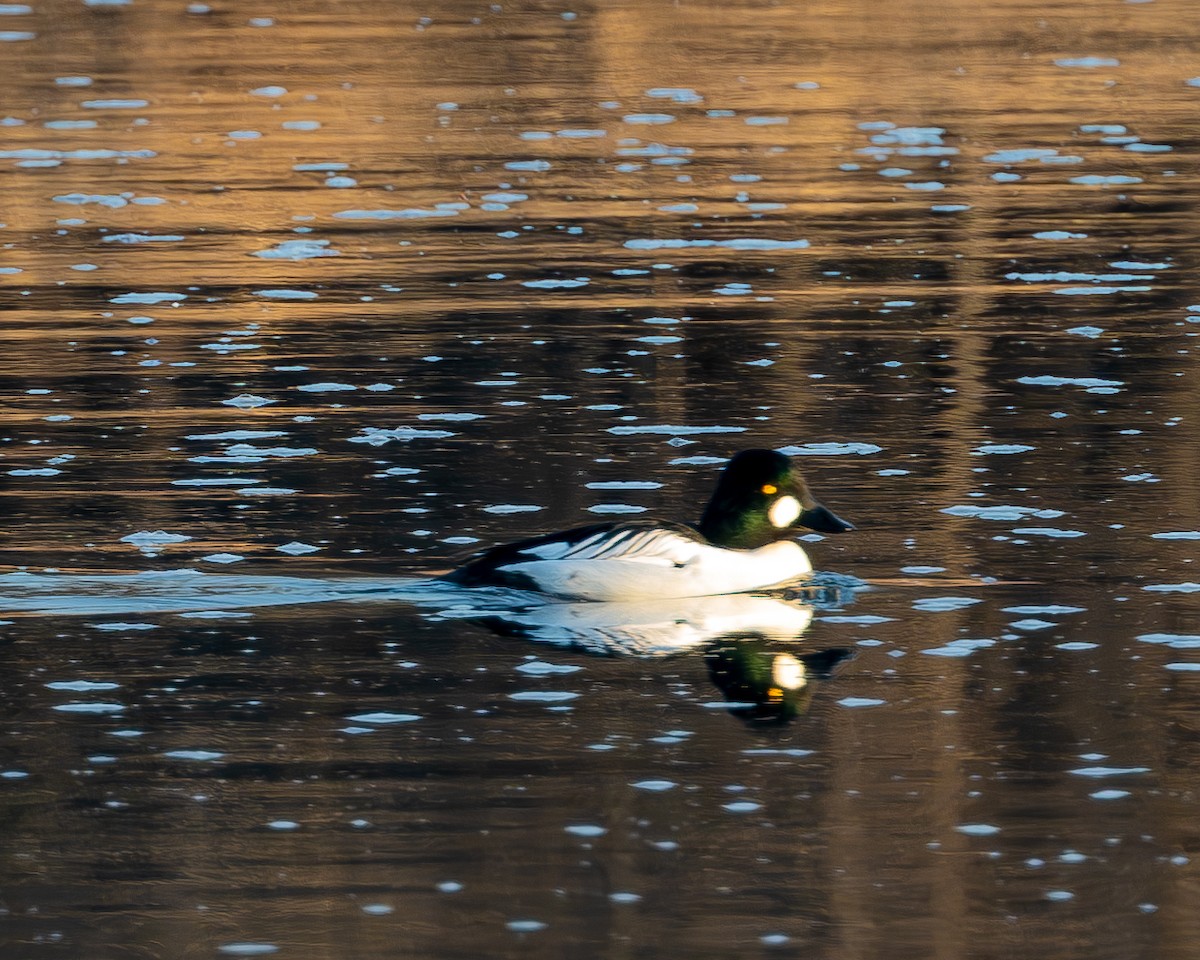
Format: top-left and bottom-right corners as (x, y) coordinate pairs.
(761, 484), (777, 495)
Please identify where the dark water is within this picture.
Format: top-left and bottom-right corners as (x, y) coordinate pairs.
(3, 0), (1200, 956)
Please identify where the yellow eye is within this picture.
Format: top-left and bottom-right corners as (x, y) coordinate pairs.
(761, 484), (777, 495)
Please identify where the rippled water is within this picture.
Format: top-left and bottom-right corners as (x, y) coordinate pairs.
(2, 0), (1200, 955)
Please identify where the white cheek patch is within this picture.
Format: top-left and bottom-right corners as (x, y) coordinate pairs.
(768, 495), (801, 529)
(772, 654), (807, 690)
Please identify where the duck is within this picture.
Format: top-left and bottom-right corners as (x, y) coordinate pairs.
(441, 448), (853, 602)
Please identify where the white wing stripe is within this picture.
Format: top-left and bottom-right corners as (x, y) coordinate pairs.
(518, 527), (698, 564)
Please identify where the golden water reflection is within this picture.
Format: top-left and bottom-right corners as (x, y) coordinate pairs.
(1, 0), (1199, 956)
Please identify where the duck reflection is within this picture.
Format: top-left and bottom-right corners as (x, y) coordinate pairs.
(444, 592), (813, 656)
(705, 640), (855, 724)
(440, 592), (855, 722)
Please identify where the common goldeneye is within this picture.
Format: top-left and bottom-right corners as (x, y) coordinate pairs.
(442, 448), (853, 601)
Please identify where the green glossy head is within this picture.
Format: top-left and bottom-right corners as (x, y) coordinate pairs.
(697, 449), (853, 549)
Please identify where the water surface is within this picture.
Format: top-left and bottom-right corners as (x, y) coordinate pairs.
(2, 0), (1200, 956)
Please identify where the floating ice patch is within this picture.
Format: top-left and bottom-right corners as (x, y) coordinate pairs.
(164, 750), (224, 761)
(103, 233), (185, 244)
(778, 442), (882, 456)
(1070, 174), (1142, 186)
(608, 424), (745, 435)
(503, 159), (551, 172)
(869, 126), (944, 145)
(638, 331), (684, 344)
(1016, 375), (1123, 391)
(623, 237), (808, 250)
(296, 382), (356, 392)
(921, 638), (996, 657)
(253, 289), (318, 300)
(972, 443), (1035, 455)
(1055, 286), (1151, 296)
(54, 190), (125, 206)
(1055, 57), (1120, 68)
(348, 426), (455, 444)
(186, 430), (287, 441)
(983, 148), (1061, 163)
(646, 87), (703, 103)
(956, 823), (1001, 836)
(913, 596), (982, 612)
(1137, 633), (1200, 649)
(565, 824), (607, 837)
(4, 148), (155, 160)
(119, 530), (191, 548)
(193, 443), (316, 461)
(253, 239), (339, 259)
(522, 278), (589, 289)
(821, 615), (895, 624)
(221, 394), (275, 408)
(516, 661), (582, 676)
(631, 779), (677, 791)
(616, 143), (693, 158)
(942, 504), (1064, 521)
(348, 712), (421, 724)
(276, 541), (320, 555)
(46, 680), (120, 691)
(1007, 271), (1149, 283)
(1068, 766), (1149, 777)
(1004, 605), (1085, 615)
(482, 192), (529, 204)
(110, 291), (186, 304)
(508, 691), (578, 703)
(333, 207), (460, 220)
(586, 481), (663, 490)
(505, 920), (547, 933)
(723, 800), (763, 812)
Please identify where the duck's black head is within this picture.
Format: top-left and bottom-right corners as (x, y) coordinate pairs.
(697, 448), (854, 549)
